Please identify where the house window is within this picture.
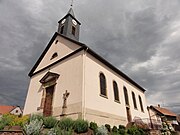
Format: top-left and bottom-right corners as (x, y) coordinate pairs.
(72, 26), (76, 35)
(99, 73), (107, 97)
(132, 92), (137, 109)
(60, 25), (64, 34)
(113, 81), (120, 102)
(124, 86), (129, 106)
(139, 95), (144, 112)
(50, 52), (58, 60)
(15, 110), (18, 113)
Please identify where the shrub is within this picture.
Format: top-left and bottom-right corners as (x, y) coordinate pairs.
(105, 124), (111, 132)
(46, 127), (72, 135)
(0, 113), (19, 129)
(89, 122), (98, 133)
(47, 127), (61, 135)
(96, 125), (108, 135)
(59, 129), (73, 135)
(73, 119), (89, 133)
(9, 115), (29, 127)
(127, 126), (146, 135)
(58, 118), (74, 131)
(29, 114), (43, 122)
(118, 125), (125, 130)
(118, 128), (126, 135)
(23, 119), (43, 135)
(43, 116), (58, 128)
(118, 125), (126, 135)
(0, 122), (6, 130)
(112, 126), (118, 133)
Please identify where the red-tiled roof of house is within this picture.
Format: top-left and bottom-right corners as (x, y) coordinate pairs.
(152, 106), (177, 117)
(0, 105), (16, 115)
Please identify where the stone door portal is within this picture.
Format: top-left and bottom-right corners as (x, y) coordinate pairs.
(43, 85), (54, 117)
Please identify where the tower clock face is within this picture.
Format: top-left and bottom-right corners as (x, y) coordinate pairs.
(72, 19), (77, 25)
(61, 19), (66, 24)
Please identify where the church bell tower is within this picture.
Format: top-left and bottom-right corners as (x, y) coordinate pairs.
(58, 8), (81, 41)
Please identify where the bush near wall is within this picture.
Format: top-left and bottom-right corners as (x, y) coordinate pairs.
(0, 114), (29, 130)
(0, 114), (151, 135)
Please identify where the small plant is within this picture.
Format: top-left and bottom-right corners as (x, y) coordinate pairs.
(47, 127), (61, 135)
(118, 128), (126, 135)
(59, 129), (73, 135)
(73, 119), (89, 133)
(96, 125), (108, 135)
(89, 122), (98, 133)
(23, 119), (43, 135)
(105, 124), (111, 132)
(112, 126), (118, 133)
(43, 116), (58, 129)
(118, 125), (125, 130)
(58, 118), (74, 131)
(29, 114), (43, 122)
(118, 125), (126, 135)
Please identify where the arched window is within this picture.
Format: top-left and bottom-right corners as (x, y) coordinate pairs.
(113, 81), (119, 102)
(139, 95), (144, 112)
(99, 73), (107, 97)
(132, 92), (137, 109)
(124, 86), (129, 106)
(60, 25), (64, 34)
(72, 26), (76, 35)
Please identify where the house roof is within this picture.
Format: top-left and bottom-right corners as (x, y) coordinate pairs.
(29, 32), (146, 92)
(151, 106), (177, 117)
(0, 105), (16, 115)
(177, 114), (180, 123)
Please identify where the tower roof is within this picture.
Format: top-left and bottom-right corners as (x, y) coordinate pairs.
(58, 8), (81, 25)
(67, 8), (75, 17)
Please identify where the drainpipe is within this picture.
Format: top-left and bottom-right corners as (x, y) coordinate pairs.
(147, 106), (154, 129)
(82, 47), (88, 119)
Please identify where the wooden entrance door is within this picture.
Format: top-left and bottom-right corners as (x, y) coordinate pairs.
(43, 85), (54, 117)
(126, 107), (132, 123)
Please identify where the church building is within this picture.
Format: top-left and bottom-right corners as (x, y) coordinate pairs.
(23, 8), (149, 126)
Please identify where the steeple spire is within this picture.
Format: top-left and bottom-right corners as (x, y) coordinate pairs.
(67, 8), (75, 17)
(70, 0), (74, 7)
(57, 6), (81, 41)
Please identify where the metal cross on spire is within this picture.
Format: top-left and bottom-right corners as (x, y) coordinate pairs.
(70, 0), (74, 7)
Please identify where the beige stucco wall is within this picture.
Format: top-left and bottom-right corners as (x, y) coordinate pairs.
(83, 53), (149, 126)
(24, 35), (149, 126)
(35, 36), (81, 72)
(23, 51), (84, 116)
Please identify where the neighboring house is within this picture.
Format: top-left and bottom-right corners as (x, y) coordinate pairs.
(23, 8), (149, 126)
(0, 105), (22, 116)
(177, 114), (180, 125)
(148, 105), (177, 129)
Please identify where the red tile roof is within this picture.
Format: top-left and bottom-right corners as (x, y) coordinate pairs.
(152, 106), (177, 117)
(0, 105), (16, 115)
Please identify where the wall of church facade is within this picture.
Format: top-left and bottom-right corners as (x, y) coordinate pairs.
(35, 36), (81, 72)
(83, 53), (149, 126)
(23, 51), (84, 117)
